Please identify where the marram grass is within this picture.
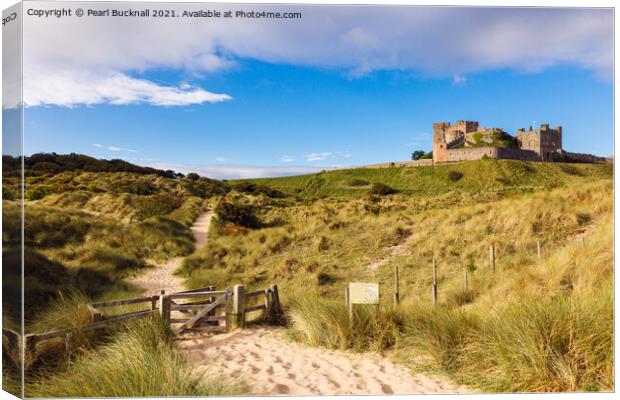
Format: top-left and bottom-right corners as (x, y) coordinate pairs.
(25, 318), (243, 397)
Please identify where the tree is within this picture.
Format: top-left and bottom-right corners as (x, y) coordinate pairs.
(186, 172), (200, 181)
(411, 150), (426, 161)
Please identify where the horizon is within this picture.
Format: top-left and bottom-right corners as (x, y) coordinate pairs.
(3, 4), (614, 179)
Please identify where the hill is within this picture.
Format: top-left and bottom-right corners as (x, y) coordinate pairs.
(233, 160), (613, 197)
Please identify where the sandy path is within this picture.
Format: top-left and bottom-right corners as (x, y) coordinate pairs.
(129, 211), (212, 295)
(369, 233), (416, 271)
(178, 327), (466, 395)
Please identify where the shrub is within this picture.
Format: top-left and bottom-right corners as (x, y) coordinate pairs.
(448, 170), (464, 182)
(26, 186), (53, 200)
(2, 188), (17, 200)
(186, 172), (200, 181)
(369, 183), (396, 195)
(348, 179), (369, 187)
(214, 200), (260, 229)
(132, 193), (185, 220)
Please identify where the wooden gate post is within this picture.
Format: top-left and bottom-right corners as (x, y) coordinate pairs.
(270, 284), (282, 316)
(232, 284), (246, 330)
(158, 290), (171, 325)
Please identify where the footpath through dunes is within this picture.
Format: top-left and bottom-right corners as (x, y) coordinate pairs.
(178, 327), (466, 395)
(129, 211), (213, 295)
(130, 209), (466, 395)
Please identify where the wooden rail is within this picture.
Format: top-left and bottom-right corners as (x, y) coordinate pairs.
(13, 283), (283, 358)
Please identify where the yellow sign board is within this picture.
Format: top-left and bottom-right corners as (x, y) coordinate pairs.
(348, 282), (379, 304)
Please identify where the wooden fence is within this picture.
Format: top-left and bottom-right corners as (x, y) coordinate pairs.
(4, 284), (282, 361)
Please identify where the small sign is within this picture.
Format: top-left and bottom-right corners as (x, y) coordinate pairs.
(348, 282), (379, 304)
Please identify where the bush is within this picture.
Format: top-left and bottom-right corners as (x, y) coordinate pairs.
(348, 179), (369, 187)
(26, 186), (53, 200)
(448, 170), (464, 182)
(369, 183), (396, 195)
(186, 172), (200, 181)
(132, 193), (185, 220)
(214, 200), (260, 229)
(3, 188), (17, 200)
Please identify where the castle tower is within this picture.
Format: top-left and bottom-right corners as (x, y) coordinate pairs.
(432, 122), (450, 163)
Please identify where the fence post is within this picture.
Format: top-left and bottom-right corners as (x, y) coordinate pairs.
(232, 284), (246, 330)
(159, 290), (170, 325)
(150, 295), (158, 311)
(464, 270), (469, 291)
(432, 259), (438, 305)
(270, 284), (282, 316)
(489, 244), (496, 272)
(225, 288), (232, 332)
(263, 289), (271, 322)
(537, 240), (541, 260)
(393, 265), (400, 305)
(207, 285), (215, 324)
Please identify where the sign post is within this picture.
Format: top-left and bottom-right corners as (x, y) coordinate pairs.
(346, 282), (380, 327)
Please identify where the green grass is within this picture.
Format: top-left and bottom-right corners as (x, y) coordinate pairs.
(232, 160), (612, 197)
(25, 318), (243, 397)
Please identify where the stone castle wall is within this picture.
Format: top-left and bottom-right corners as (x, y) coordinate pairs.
(444, 147), (540, 162)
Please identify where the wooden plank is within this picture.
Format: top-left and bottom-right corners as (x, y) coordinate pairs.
(246, 289), (265, 298)
(170, 303), (225, 311)
(244, 304), (266, 313)
(167, 291), (226, 300)
(90, 295), (156, 308)
(176, 286), (217, 294)
(173, 295), (226, 335)
(30, 310), (154, 343)
(170, 315), (226, 324)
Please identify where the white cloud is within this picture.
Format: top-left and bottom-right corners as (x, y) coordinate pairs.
(92, 143), (103, 148)
(19, 71), (232, 108)
(145, 163), (332, 180)
(11, 5), (611, 109)
(108, 146), (121, 151)
(280, 155), (295, 162)
(452, 74), (467, 86)
(306, 152), (333, 162)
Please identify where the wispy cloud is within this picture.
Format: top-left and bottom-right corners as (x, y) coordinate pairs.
(280, 155), (295, 162)
(145, 163), (333, 180)
(93, 143), (137, 153)
(20, 71), (232, 109)
(452, 74), (467, 86)
(306, 152), (333, 162)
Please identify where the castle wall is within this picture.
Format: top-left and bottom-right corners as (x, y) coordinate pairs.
(562, 151), (610, 164)
(497, 148), (539, 161)
(445, 147), (499, 161)
(444, 147), (539, 162)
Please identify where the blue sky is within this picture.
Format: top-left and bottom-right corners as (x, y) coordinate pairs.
(6, 4), (614, 178)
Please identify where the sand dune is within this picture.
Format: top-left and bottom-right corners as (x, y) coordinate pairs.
(178, 327), (466, 395)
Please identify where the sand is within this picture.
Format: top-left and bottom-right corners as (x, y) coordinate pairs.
(178, 327), (466, 395)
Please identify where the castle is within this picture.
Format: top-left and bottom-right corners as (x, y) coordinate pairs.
(432, 120), (607, 163)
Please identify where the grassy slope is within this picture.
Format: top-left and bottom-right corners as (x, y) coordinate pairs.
(233, 160), (612, 197)
(1, 170), (228, 394)
(185, 160), (613, 392)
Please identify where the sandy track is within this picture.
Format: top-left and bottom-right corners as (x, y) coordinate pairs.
(128, 211), (212, 295)
(178, 327), (465, 395)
